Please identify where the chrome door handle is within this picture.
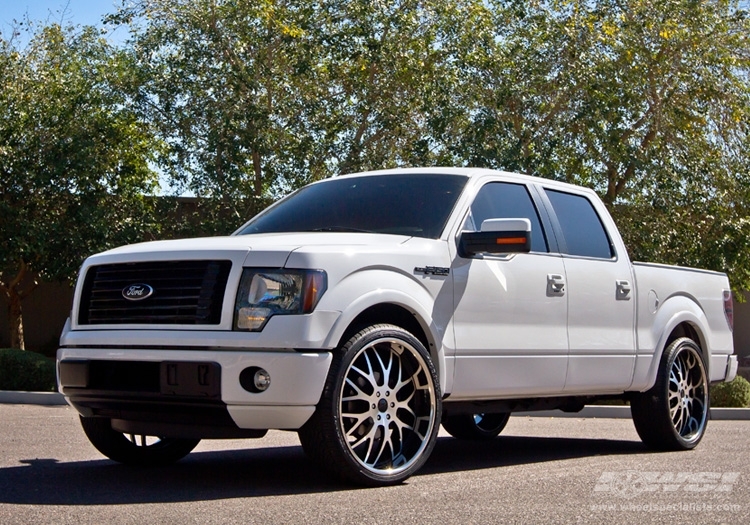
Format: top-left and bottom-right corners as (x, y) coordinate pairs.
(547, 274), (565, 296)
(616, 280), (632, 300)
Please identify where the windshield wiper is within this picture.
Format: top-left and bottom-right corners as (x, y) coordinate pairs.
(309, 226), (375, 233)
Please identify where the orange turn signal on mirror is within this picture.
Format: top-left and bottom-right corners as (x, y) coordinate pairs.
(496, 237), (527, 245)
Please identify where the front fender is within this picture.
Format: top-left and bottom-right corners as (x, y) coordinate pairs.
(318, 268), (452, 392)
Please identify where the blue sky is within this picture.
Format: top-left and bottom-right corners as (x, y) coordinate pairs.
(1, 1), (122, 40)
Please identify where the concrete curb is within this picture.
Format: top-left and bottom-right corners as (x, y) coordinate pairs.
(0, 390), (67, 406)
(514, 405), (750, 420)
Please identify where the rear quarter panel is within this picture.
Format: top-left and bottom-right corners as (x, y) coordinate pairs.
(631, 262), (733, 390)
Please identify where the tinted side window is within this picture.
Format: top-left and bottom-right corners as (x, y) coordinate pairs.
(469, 182), (548, 253)
(544, 190), (613, 259)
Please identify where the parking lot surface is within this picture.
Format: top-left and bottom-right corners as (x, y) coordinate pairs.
(0, 404), (747, 524)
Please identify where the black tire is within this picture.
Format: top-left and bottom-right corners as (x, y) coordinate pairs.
(631, 337), (709, 450)
(80, 416), (200, 466)
(442, 412), (510, 440)
(298, 324), (441, 486)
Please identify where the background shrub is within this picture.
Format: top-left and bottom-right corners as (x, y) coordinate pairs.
(710, 375), (750, 408)
(0, 349), (56, 392)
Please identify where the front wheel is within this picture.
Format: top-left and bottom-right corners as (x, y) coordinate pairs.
(442, 412), (510, 440)
(299, 324), (441, 486)
(630, 337), (709, 450)
(80, 416), (200, 466)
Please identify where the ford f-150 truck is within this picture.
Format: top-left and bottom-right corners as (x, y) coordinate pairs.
(57, 167), (738, 486)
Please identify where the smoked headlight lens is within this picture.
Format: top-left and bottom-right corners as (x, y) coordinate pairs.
(233, 269), (327, 331)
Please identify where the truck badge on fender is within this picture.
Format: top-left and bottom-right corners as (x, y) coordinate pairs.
(414, 266), (450, 276)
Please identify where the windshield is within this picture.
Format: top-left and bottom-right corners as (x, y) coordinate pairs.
(236, 173), (468, 239)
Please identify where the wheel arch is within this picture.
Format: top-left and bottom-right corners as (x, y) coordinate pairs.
(664, 322), (705, 356)
(322, 290), (448, 392)
(339, 303), (432, 351)
(638, 296), (711, 391)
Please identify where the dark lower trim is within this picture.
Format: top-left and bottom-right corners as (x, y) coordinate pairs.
(68, 394), (265, 439)
(442, 394), (626, 417)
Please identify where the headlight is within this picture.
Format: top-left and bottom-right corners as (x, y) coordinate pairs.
(234, 269), (327, 331)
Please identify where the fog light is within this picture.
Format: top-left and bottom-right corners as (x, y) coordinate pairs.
(239, 366), (271, 393)
(254, 369), (271, 391)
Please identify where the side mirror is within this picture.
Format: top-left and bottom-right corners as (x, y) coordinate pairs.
(459, 218), (532, 257)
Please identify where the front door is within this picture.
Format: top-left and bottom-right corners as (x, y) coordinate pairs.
(450, 181), (569, 399)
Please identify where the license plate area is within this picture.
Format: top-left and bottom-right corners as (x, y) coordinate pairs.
(59, 359), (221, 399)
(160, 361), (221, 398)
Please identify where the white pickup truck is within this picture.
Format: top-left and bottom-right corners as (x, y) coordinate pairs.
(58, 167), (738, 486)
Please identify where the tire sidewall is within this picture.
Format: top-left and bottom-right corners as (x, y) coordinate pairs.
(442, 412), (510, 440)
(80, 416), (199, 465)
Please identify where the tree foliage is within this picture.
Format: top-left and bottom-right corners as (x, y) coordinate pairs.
(432, 0), (750, 288)
(3, 0), (750, 354)
(438, 1), (749, 202)
(111, 0), (486, 235)
(0, 24), (159, 349)
(109, 0), (329, 235)
(118, 1), (750, 287)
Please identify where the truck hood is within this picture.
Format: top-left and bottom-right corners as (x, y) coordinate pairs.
(87, 232), (414, 268)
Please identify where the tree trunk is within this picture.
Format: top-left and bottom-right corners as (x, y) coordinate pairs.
(8, 288), (24, 351)
(1, 260), (37, 351)
(252, 150), (262, 196)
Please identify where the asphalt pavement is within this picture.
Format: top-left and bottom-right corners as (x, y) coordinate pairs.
(0, 404), (747, 524)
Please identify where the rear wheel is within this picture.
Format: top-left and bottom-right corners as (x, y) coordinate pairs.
(631, 337), (709, 450)
(299, 324), (441, 486)
(442, 412), (510, 440)
(80, 416), (200, 465)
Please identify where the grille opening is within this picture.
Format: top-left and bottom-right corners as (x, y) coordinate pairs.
(78, 260), (231, 325)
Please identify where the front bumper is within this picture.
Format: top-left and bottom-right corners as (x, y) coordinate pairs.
(57, 347), (332, 434)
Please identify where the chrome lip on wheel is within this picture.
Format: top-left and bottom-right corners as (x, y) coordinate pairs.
(125, 434), (162, 447)
(473, 413), (506, 432)
(338, 337), (437, 476)
(668, 347), (707, 444)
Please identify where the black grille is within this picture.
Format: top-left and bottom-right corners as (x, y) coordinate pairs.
(78, 260), (232, 325)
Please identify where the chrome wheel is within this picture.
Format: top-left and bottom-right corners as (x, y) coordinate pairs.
(631, 337), (709, 450)
(339, 336), (437, 475)
(668, 345), (707, 443)
(298, 324), (441, 486)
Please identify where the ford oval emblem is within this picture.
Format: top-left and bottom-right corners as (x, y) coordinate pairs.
(122, 283), (154, 301)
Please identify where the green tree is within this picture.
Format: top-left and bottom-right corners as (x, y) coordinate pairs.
(436, 0), (750, 288)
(112, 0), (480, 235)
(0, 24), (159, 350)
(114, 0), (750, 289)
(310, 0), (473, 173)
(111, 0), (330, 235)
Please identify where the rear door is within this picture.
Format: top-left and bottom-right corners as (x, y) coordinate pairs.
(540, 188), (636, 392)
